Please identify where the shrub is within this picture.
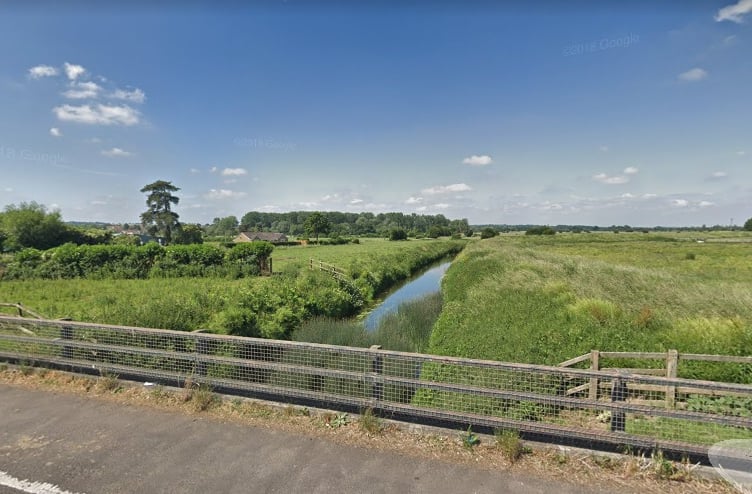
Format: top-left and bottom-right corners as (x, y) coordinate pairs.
(480, 227), (498, 239)
(525, 226), (556, 235)
(388, 228), (408, 241)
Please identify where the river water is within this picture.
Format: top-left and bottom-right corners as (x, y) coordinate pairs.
(363, 261), (451, 331)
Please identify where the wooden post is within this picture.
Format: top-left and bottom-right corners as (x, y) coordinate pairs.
(666, 349), (678, 408)
(589, 350), (600, 400)
(370, 345), (383, 402)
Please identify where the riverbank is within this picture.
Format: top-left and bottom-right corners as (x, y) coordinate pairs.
(428, 232), (752, 381)
(0, 238), (465, 340)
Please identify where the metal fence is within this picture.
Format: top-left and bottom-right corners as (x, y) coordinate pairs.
(2, 314), (752, 459)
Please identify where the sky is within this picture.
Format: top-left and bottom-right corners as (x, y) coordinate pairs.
(0, 1), (750, 227)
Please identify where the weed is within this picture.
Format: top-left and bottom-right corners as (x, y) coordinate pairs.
(0, 363), (8, 372)
(191, 384), (218, 412)
(19, 360), (35, 376)
(459, 425), (481, 449)
(651, 450), (677, 480)
(98, 372), (122, 393)
(181, 377), (194, 402)
(494, 429), (523, 462)
(326, 412), (349, 429)
(150, 385), (169, 401)
(359, 408), (382, 435)
(684, 252), (696, 260)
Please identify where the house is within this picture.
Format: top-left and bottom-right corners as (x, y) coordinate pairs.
(233, 232), (288, 244)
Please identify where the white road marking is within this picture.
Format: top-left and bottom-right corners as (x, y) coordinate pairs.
(0, 470), (85, 494)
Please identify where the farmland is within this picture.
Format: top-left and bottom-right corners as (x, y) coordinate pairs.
(429, 231), (752, 380)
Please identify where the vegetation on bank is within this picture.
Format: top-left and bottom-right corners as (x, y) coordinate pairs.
(292, 291), (442, 353)
(428, 232), (752, 382)
(1, 239), (464, 340)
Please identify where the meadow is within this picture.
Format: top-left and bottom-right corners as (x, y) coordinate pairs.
(0, 238), (464, 340)
(428, 231), (752, 381)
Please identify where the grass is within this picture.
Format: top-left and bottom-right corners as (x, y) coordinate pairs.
(428, 232), (752, 379)
(0, 238), (463, 340)
(495, 428), (525, 463)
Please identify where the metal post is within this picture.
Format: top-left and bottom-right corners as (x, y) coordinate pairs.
(370, 345), (383, 402)
(196, 336), (208, 377)
(61, 324), (74, 360)
(610, 374), (627, 432)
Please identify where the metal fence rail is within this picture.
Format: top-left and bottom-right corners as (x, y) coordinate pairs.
(2, 314), (752, 459)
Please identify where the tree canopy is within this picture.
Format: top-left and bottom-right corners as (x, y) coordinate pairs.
(744, 217), (752, 232)
(303, 212), (331, 241)
(140, 180), (181, 244)
(0, 202), (71, 251)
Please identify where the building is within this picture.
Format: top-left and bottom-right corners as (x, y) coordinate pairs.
(233, 232), (288, 244)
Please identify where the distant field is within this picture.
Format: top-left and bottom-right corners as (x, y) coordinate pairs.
(429, 231), (752, 380)
(0, 238), (464, 339)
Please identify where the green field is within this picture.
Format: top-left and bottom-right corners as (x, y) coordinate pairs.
(428, 231), (752, 380)
(0, 238), (464, 340)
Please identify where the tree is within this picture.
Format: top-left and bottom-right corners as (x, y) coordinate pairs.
(0, 202), (71, 251)
(745, 217), (752, 232)
(389, 227), (408, 241)
(304, 212), (330, 241)
(140, 180), (181, 244)
(174, 223), (204, 244)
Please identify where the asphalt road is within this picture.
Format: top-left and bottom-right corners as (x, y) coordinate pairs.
(0, 384), (608, 494)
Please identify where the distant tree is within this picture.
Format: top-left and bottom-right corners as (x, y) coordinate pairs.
(140, 180), (181, 244)
(389, 227), (408, 241)
(480, 227), (498, 239)
(304, 212), (330, 241)
(207, 216), (239, 237)
(745, 217), (752, 232)
(174, 223), (204, 244)
(0, 202), (70, 250)
(525, 226), (556, 236)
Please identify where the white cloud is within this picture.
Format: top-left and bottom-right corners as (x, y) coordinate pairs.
(101, 147), (132, 157)
(63, 62), (86, 80)
(350, 199), (364, 205)
(433, 203), (450, 209)
(599, 146), (609, 152)
(462, 154), (493, 166)
(699, 200), (715, 207)
(49, 127), (62, 137)
(715, 0), (752, 23)
(4, 187), (14, 192)
(28, 65), (58, 79)
(671, 199), (689, 207)
(63, 81), (101, 99)
(621, 193), (635, 198)
(53, 104), (140, 126)
(210, 166), (218, 173)
(678, 67), (708, 82)
(422, 183), (472, 194)
(112, 88), (146, 104)
(205, 189), (247, 200)
(221, 167), (248, 176)
(405, 196), (423, 204)
(623, 166), (639, 175)
(737, 150), (747, 156)
(711, 171), (728, 179)
(190, 168), (200, 174)
(592, 173), (629, 185)
(86, 137), (102, 143)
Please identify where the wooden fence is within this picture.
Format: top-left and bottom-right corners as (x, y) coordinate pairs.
(559, 350), (752, 407)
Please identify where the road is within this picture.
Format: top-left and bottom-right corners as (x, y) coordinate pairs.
(0, 384), (609, 494)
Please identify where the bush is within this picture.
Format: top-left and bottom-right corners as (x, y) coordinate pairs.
(480, 227), (498, 239)
(389, 228), (408, 241)
(525, 226), (556, 235)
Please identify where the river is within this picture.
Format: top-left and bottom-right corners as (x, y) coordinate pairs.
(363, 260), (452, 331)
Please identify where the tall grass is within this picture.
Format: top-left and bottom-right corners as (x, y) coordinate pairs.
(292, 291), (443, 352)
(428, 233), (752, 381)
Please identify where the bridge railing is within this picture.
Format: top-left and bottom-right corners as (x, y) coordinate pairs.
(2, 314), (751, 459)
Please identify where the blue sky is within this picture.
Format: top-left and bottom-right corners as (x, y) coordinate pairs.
(1, 1), (750, 227)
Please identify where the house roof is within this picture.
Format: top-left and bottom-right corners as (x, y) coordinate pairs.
(235, 232), (288, 243)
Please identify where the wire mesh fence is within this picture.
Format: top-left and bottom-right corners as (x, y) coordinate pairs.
(2, 314), (752, 457)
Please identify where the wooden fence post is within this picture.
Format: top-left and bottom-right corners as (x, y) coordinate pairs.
(370, 345), (383, 402)
(589, 350), (600, 400)
(666, 349), (678, 408)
